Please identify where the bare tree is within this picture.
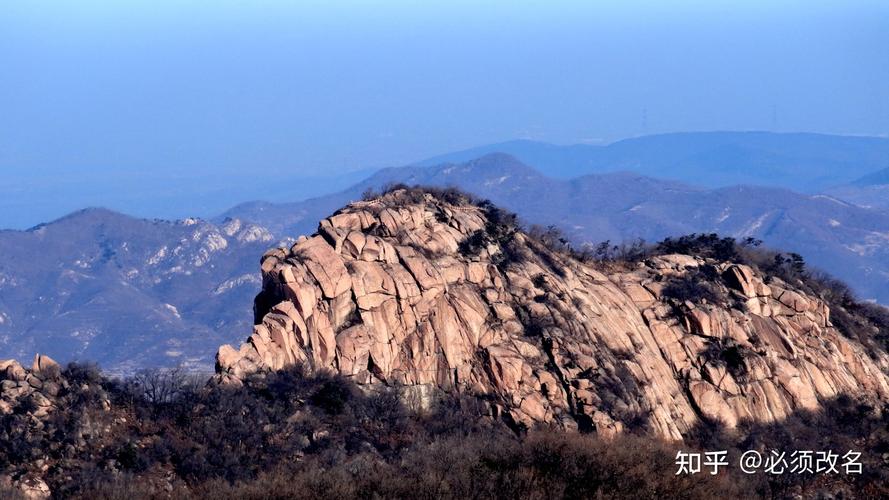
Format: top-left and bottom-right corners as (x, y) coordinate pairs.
(128, 367), (203, 406)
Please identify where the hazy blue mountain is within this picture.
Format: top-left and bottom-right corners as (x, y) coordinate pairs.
(823, 167), (889, 211)
(822, 187), (889, 211)
(0, 167), (375, 231)
(416, 132), (889, 192)
(0, 209), (280, 374)
(12, 131), (883, 231)
(225, 154), (889, 304)
(854, 167), (889, 186)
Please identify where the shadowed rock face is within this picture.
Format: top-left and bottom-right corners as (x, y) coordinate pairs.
(216, 189), (889, 440)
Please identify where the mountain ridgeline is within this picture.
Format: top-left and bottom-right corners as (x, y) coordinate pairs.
(2, 188), (889, 498)
(223, 153), (889, 305)
(826, 165), (889, 210)
(414, 132), (889, 191)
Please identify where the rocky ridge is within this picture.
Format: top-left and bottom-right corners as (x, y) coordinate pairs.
(216, 189), (889, 440)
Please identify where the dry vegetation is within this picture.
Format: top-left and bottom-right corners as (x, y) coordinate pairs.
(3, 362), (888, 499)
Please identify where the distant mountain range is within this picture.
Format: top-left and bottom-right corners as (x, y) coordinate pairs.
(2, 131), (889, 372)
(225, 154), (889, 305)
(417, 132), (889, 192)
(0, 210), (281, 374)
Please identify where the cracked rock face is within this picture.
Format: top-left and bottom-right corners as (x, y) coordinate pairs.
(216, 189), (889, 440)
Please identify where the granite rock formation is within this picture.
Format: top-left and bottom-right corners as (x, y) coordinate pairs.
(216, 189), (889, 439)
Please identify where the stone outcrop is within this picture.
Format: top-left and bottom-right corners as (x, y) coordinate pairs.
(0, 354), (135, 499)
(0, 355), (65, 498)
(0, 355), (61, 419)
(216, 189), (889, 440)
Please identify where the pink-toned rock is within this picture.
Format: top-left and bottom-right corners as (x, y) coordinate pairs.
(31, 354), (59, 378)
(216, 344), (241, 371)
(214, 188), (889, 442)
(3, 360), (26, 382)
(722, 264), (759, 298)
(622, 282), (655, 304)
(775, 288), (811, 313)
(690, 381), (738, 427)
(295, 236), (352, 299)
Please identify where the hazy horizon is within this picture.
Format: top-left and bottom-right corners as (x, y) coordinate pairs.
(2, 0), (888, 228)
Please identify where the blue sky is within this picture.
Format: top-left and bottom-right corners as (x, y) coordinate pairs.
(1, 1), (888, 228)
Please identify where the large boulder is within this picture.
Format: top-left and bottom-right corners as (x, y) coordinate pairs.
(31, 355), (60, 379)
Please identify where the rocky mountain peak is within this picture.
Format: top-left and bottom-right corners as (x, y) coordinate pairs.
(216, 187), (889, 440)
